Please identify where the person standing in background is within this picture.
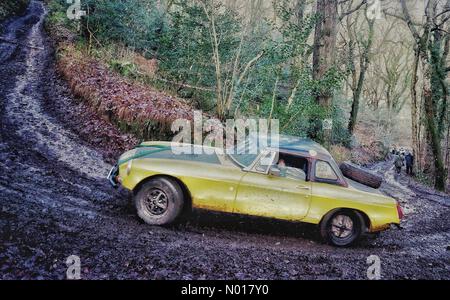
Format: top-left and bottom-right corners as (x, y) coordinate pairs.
(405, 151), (414, 176)
(394, 152), (404, 174)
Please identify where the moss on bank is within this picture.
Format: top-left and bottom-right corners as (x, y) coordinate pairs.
(45, 1), (194, 142)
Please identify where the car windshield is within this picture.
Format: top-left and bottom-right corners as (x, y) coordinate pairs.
(227, 134), (282, 168)
(227, 137), (261, 168)
(229, 152), (259, 168)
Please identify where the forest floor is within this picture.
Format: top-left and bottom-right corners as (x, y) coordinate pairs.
(1, 1), (449, 280)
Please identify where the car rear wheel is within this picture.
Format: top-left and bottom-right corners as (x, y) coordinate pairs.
(320, 210), (364, 247)
(134, 177), (184, 225)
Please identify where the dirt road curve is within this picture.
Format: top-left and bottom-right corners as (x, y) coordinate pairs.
(1, 1), (449, 280)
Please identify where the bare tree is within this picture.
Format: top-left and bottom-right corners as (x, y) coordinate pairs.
(341, 2), (376, 134)
(313, 0), (338, 108)
(395, 0), (448, 190)
(377, 43), (412, 128)
(312, 0), (338, 145)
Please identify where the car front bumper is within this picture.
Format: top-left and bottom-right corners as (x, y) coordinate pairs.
(107, 164), (119, 188)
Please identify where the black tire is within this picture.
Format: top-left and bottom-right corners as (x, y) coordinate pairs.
(320, 210), (365, 247)
(134, 177), (184, 226)
(340, 162), (382, 189)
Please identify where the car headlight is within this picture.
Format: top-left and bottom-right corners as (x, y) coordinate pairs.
(126, 160), (132, 175)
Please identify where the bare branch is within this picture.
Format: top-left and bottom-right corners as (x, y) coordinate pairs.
(435, 7), (450, 19)
(400, 0), (421, 42)
(339, 0), (367, 21)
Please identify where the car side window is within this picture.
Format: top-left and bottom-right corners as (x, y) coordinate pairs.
(254, 151), (276, 173)
(276, 152), (308, 181)
(315, 160), (338, 180)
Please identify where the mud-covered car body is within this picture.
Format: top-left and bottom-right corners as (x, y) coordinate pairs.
(109, 136), (402, 236)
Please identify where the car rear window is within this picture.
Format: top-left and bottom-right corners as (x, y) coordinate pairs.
(315, 160), (338, 180)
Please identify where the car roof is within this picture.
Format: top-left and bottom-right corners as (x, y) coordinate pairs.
(262, 134), (332, 160)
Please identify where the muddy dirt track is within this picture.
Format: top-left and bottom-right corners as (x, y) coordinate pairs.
(0, 1), (449, 280)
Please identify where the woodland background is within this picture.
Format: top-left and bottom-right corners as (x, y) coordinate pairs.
(1, 0), (449, 192)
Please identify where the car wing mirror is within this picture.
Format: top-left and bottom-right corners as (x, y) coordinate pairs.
(269, 166), (282, 177)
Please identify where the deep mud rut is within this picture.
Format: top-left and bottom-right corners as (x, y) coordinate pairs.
(0, 1), (449, 280)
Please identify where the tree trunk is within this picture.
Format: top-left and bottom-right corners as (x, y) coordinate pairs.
(312, 0), (338, 146)
(348, 16), (375, 134)
(203, 2), (224, 119)
(446, 124), (450, 192)
(410, 47), (420, 171)
(312, 0), (338, 108)
(294, 0), (306, 27)
(347, 64), (365, 134)
(437, 31), (449, 136)
(422, 59), (446, 190)
(400, 0), (445, 189)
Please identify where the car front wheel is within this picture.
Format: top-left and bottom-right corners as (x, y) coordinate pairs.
(134, 177), (184, 226)
(320, 210), (365, 247)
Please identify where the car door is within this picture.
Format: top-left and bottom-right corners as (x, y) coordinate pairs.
(182, 161), (246, 214)
(233, 150), (312, 221)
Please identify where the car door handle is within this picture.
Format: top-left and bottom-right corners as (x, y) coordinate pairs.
(296, 185), (310, 190)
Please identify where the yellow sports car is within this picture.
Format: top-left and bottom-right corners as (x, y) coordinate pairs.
(108, 135), (402, 247)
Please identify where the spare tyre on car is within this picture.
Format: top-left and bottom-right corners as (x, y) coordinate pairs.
(339, 162), (383, 189)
